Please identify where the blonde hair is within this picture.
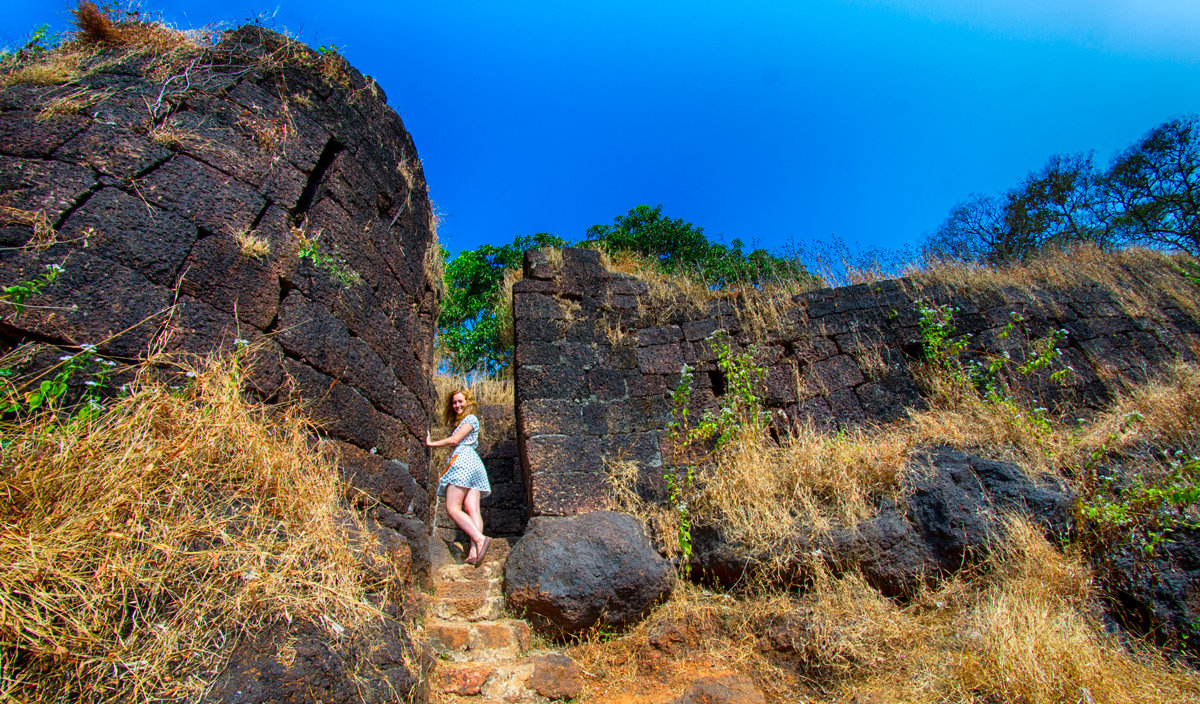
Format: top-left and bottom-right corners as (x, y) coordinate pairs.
(441, 388), (480, 428)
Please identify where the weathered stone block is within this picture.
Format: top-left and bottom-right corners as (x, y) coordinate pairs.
(521, 365), (588, 400)
(588, 368), (628, 400)
(638, 325), (683, 347)
(809, 354), (866, 392)
(637, 343), (683, 375)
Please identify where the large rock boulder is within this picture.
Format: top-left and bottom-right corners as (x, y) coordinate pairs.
(505, 510), (675, 636)
(0, 25), (440, 530)
(692, 446), (1074, 596)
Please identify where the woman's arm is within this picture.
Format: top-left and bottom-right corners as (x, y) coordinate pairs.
(425, 421), (473, 448)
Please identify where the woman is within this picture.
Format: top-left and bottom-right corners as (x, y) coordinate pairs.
(426, 388), (492, 566)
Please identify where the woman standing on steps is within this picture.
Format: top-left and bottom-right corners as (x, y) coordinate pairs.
(427, 388), (492, 566)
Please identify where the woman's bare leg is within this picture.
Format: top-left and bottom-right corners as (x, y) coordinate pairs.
(464, 488), (484, 536)
(445, 485), (485, 560)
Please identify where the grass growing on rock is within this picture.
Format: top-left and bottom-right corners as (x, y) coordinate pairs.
(0, 351), (409, 703)
(569, 518), (1200, 703)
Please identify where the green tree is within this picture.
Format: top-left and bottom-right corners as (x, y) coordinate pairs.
(583, 204), (815, 287)
(1107, 115), (1200, 256)
(925, 115), (1200, 263)
(439, 232), (564, 376)
(926, 153), (1114, 265)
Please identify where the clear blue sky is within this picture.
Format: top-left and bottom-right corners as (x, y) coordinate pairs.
(7, 1), (1200, 262)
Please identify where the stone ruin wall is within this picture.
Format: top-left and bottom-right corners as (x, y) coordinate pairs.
(0, 28), (441, 544)
(513, 247), (1200, 518)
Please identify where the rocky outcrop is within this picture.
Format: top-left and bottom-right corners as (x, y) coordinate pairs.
(504, 510), (675, 636)
(0, 27), (440, 532)
(207, 616), (429, 704)
(0, 25), (439, 703)
(691, 447), (1074, 595)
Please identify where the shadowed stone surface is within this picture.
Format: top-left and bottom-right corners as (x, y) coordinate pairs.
(1102, 518), (1200, 662)
(505, 510), (675, 636)
(206, 616), (430, 704)
(669, 674), (767, 704)
(0, 26), (439, 531)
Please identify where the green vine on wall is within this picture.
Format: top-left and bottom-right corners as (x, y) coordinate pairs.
(665, 329), (768, 576)
(916, 301), (1073, 435)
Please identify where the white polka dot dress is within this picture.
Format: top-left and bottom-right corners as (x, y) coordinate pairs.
(437, 414), (491, 497)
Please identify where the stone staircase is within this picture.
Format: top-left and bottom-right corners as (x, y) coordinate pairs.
(424, 537), (583, 703)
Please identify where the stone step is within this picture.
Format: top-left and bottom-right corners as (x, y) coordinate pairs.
(431, 594), (507, 622)
(435, 577), (503, 600)
(433, 659), (534, 700)
(433, 653), (585, 702)
(438, 560), (504, 582)
(426, 619), (531, 661)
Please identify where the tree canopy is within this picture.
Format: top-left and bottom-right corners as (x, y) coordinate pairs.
(438, 232), (564, 376)
(925, 115), (1200, 263)
(582, 204), (815, 287)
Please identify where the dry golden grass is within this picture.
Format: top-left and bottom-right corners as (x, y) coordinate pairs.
(1071, 359), (1200, 461)
(0, 208), (57, 250)
(35, 86), (109, 121)
(145, 120), (206, 151)
(233, 228), (271, 259)
(0, 49), (85, 88)
(572, 519), (1200, 703)
(0, 3), (206, 90)
(594, 247), (817, 342)
(693, 424), (908, 548)
(0, 351), (404, 703)
(909, 245), (1199, 321)
(71, 1), (196, 54)
(433, 373), (514, 410)
(238, 108), (297, 153)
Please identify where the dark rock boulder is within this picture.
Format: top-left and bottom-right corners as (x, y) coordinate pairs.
(1103, 525), (1200, 662)
(504, 510), (675, 636)
(692, 446), (1073, 596)
(205, 616), (430, 704)
(829, 446), (1073, 596)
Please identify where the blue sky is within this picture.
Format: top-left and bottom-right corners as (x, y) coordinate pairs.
(7, 1), (1200, 262)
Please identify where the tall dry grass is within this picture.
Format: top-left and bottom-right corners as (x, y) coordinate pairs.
(571, 519), (1200, 703)
(0, 352), (405, 703)
(692, 424), (908, 548)
(594, 247), (818, 342)
(909, 245), (1199, 321)
(0, 3), (206, 90)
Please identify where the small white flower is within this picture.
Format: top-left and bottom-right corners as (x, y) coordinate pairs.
(83, 380), (98, 387)
(59, 355), (73, 361)
(369, 447), (378, 454)
(184, 371), (196, 378)
(80, 343), (96, 351)
(234, 338), (250, 347)
(100, 359), (117, 367)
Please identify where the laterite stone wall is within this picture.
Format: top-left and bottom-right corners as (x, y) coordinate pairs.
(512, 247), (1200, 517)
